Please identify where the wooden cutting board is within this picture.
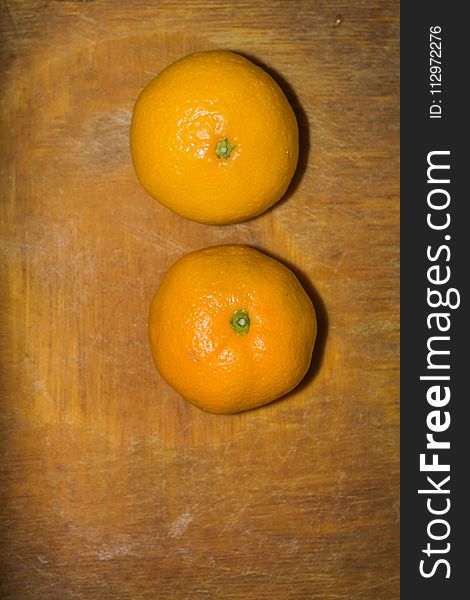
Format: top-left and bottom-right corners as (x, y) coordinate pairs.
(0, 1), (399, 598)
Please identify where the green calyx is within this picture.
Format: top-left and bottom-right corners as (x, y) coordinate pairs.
(231, 310), (250, 335)
(215, 138), (236, 159)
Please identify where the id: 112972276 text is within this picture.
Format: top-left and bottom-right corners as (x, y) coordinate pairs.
(429, 25), (443, 119)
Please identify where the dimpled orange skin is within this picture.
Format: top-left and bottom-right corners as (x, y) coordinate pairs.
(130, 51), (299, 224)
(149, 245), (317, 414)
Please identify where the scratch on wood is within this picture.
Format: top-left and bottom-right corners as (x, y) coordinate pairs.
(168, 512), (193, 538)
(347, 575), (400, 599)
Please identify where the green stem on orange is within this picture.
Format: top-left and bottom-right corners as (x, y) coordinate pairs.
(231, 309), (250, 335)
(215, 138), (236, 159)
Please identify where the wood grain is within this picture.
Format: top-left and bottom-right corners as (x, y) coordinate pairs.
(1, 1), (399, 598)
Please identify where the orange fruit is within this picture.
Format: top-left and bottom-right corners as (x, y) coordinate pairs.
(130, 50), (298, 224)
(149, 245), (316, 414)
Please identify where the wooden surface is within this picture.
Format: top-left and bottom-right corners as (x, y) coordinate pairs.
(0, 1), (399, 598)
